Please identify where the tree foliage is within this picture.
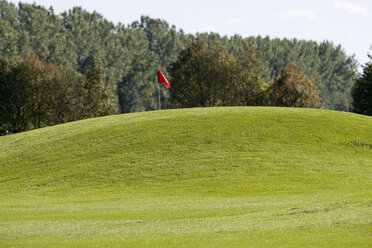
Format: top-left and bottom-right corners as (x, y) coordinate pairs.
(269, 63), (321, 108)
(0, 55), (118, 134)
(352, 56), (372, 116)
(0, 0), (359, 115)
(116, 28), (160, 113)
(252, 37), (356, 110)
(169, 42), (234, 107)
(235, 42), (269, 106)
(169, 41), (268, 108)
(0, 55), (55, 133)
(82, 55), (117, 118)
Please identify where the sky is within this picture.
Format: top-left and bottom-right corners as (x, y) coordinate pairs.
(7, 0), (372, 69)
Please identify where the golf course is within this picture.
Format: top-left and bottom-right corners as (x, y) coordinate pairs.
(0, 107), (371, 247)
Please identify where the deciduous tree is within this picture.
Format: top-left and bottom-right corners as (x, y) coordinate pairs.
(169, 41), (269, 108)
(270, 63), (321, 108)
(170, 42), (238, 107)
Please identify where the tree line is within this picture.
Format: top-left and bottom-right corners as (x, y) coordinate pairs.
(0, 1), (358, 109)
(0, 54), (117, 134)
(1, 0), (369, 134)
(170, 41), (321, 109)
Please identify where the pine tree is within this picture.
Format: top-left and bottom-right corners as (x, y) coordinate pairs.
(352, 56), (372, 115)
(82, 55), (118, 118)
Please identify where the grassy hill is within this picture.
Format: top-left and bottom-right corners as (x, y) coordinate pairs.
(0, 107), (371, 247)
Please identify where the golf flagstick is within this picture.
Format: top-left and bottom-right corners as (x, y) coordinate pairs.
(157, 70), (170, 110)
(158, 84), (161, 110)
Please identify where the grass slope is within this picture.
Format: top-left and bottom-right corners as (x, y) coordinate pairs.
(0, 107), (371, 247)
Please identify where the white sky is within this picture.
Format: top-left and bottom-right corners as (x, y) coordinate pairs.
(7, 0), (372, 68)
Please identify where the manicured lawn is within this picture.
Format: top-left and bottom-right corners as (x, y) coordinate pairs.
(0, 107), (371, 247)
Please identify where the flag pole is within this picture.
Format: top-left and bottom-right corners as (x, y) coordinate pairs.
(158, 84), (161, 110)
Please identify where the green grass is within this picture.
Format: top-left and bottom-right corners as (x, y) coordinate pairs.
(0, 107), (371, 247)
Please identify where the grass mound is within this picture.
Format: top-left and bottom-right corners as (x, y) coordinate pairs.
(0, 107), (371, 247)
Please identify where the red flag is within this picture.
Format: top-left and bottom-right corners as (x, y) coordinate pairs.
(158, 70), (170, 88)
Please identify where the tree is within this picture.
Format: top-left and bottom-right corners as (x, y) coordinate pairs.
(133, 16), (185, 69)
(130, 16), (188, 109)
(0, 1), (19, 57)
(170, 41), (269, 108)
(235, 41), (269, 106)
(0, 54), (119, 135)
(252, 37), (357, 110)
(46, 66), (85, 124)
(82, 55), (118, 118)
(352, 56), (372, 115)
(0, 56), (25, 134)
(270, 63), (321, 108)
(24, 54), (57, 129)
(169, 42), (238, 107)
(0, 55), (50, 133)
(116, 28), (160, 113)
